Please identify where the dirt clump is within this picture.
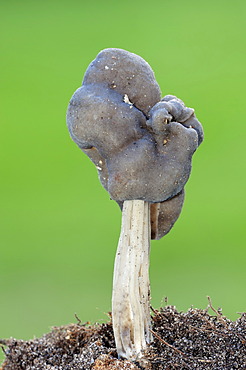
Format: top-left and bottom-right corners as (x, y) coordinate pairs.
(1, 305), (246, 369)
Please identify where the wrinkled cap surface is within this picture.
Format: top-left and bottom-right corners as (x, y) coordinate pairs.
(67, 48), (203, 239)
(82, 48), (161, 116)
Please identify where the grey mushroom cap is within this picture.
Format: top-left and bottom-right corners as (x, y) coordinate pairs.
(67, 48), (204, 239)
(82, 48), (161, 116)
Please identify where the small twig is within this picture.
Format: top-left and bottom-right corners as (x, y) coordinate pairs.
(1, 345), (7, 356)
(189, 324), (228, 338)
(150, 329), (187, 357)
(207, 296), (228, 326)
(150, 330), (214, 364)
(150, 306), (159, 315)
(207, 296), (222, 317)
(207, 298), (246, 344)
(74, 313), (82, 325)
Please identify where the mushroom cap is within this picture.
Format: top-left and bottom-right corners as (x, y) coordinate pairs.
(83, 48), (161, 116)
(106, 124), (198, 202)
(67, 84), (146, 158)
(67, 48), (204, 239)
(150, 190), (185, 240)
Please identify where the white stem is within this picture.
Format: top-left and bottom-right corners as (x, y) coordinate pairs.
(112, 200), (152, 360)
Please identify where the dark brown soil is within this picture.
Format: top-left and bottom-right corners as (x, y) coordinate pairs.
(1, 305), (246, 369)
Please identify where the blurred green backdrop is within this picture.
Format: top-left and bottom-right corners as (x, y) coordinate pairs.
(1, 0), (245, 362)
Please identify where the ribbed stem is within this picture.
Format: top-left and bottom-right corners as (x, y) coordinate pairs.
(112, 200), (152, 360)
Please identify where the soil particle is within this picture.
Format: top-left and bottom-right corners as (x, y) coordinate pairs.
(1, 306), (246, 369)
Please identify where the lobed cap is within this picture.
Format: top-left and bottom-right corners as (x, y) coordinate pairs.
(67, 48), (203, 239)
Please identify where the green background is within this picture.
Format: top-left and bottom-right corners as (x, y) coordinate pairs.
(1, 0), (245, 362)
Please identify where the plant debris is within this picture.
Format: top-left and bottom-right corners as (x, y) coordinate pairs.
(1, 304), (246, 369)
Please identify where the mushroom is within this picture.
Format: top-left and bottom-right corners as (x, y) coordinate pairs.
(67, 48), (203, 360)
